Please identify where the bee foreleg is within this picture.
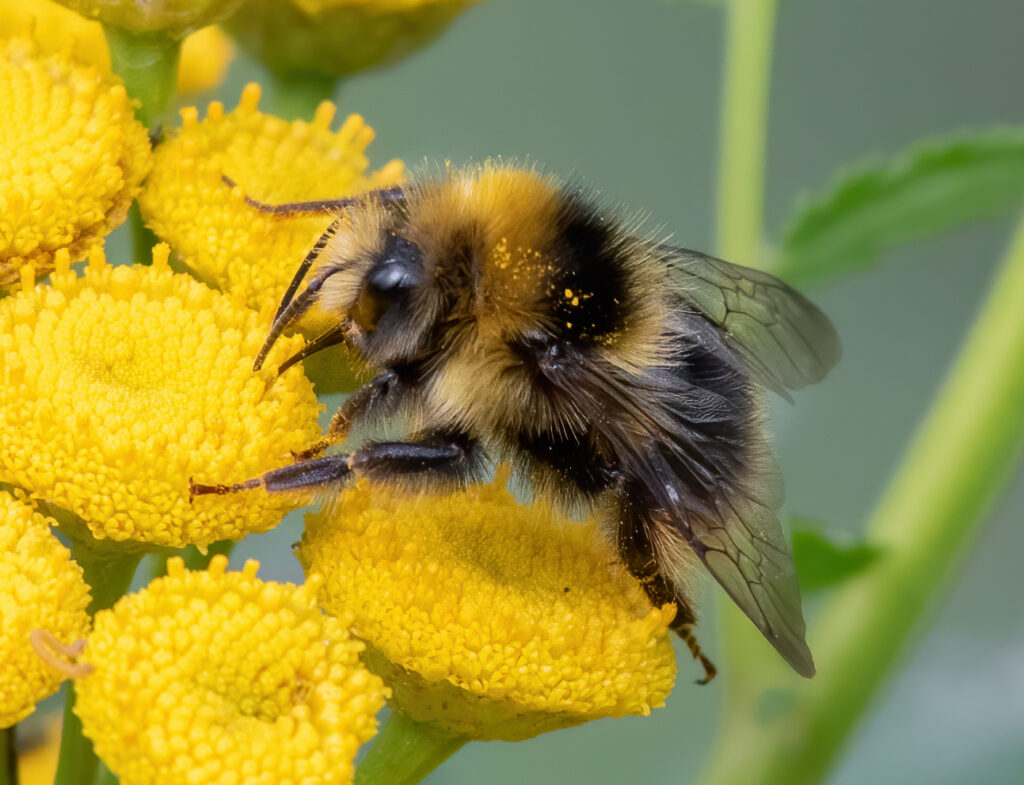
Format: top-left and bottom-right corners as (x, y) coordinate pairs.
(294, 370), (402, 460)
(223, 175), (405, 216)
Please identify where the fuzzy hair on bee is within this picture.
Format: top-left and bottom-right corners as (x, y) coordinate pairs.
(194, 162), (841, 682)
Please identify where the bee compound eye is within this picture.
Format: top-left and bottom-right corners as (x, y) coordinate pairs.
(367, 263), (412, 296)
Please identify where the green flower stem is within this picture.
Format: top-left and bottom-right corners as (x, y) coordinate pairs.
(268, 72), (339, 121)
(149, 539), (235, 581)
(354, 711), (467, 785)
(103, 25), (180, 266)
(715, 0), (778, 269)
(103, 27), (182, 129)
(713, 0), (782, 705)
(698, 214), (1024, 785)
(51, 528), (144, 785)
(94, 761), (118, 785)
(1, 726), (15, 785)
(128, 203), (161, 266)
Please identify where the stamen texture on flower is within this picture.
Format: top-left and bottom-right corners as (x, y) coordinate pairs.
(300, 475), (678, 740)
(139, 83), (403, 313)
(0, 248), (321, 548)
(0, 493), (91, 727)
(0, 37), (150, 291)
(76, 556), (386, 785)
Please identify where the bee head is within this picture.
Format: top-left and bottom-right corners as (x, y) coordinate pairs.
(350, 234), (424, 337)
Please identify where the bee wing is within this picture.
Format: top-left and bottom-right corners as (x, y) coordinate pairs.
(633, 438), (815, 677)
(663, 247), (841, 400)
(683, 491), (814, 676)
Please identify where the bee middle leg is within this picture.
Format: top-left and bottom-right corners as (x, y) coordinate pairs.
(293, 370), (401, 461)
(190, 430), (481, 497)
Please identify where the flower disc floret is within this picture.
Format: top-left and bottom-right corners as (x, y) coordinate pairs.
(300, 474), (678, 741)
(76, 556), (386, 785)
(139, 83), (403, 313)
(0, 248), (321, 548)
(0, 37), (150, 291)
(0, 493), (91, 727)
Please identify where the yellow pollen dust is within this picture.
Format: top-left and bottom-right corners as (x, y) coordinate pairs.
(300, 473), (678, 741)
(0, 37), (150, 292)
(75, 555), (386, 785)
(139, 83), (404, 313)
(0, 247), (321, 548)
(0, 493), (91, 727)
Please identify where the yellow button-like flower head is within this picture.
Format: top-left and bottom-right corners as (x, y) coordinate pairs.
(139, 83), (403, 313)
(76, 555), (386, 785)
(0, 247), (321, 548)
(0, 1), (236, 95)
(0, 38), (150, 292)
(0, 493), (91, 727)
(177, 25), (236, 95)
(299, 474), (678, 741)
(229, 0), (481, 82)
(54, 0), (243, 36)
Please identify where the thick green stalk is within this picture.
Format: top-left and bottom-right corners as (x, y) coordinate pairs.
(713, 0), (782, 702)
(103, 26), (181, 265)
(715, 0), (778, 268)
(51, 529), (143, 785)
(103, 27), (181, 129)
(698, 215), (1024, 785)
(268, 72), (338, 120)
(149, 540), (235, 581)
(1, 726), (15, 785)
(354, 711), (466, 785)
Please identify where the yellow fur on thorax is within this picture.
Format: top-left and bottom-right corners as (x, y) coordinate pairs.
(409, 166), (563, 337)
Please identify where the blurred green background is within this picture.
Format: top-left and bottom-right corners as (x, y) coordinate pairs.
(225, 0), (1024, 782)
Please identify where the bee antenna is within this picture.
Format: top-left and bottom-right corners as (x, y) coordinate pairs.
(253, 270), (337, 371)
(275, 323), (350, 377)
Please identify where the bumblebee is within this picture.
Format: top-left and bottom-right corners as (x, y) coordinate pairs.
(193, 164), (840, 681)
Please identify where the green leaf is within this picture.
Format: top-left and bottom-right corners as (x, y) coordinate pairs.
(790, 518), (881, 592)
(774, 127), (1024, 287)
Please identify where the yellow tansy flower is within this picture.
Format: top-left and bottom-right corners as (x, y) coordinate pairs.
(0, 493), (91, 728)
(177, 25), (236, 95)
(0, 0), (236, 95)
(52, 0), (242, 36)
(139, 83), (403, 313)
(0, 37), (150, 291)
(75, 555), (387, 785)
(299, 473), (678, 741)
(0, 247), (320, 549)
(229, 0), (480, 82)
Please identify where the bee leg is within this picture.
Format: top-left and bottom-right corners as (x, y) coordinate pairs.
(293, 370), (402, 460)
(674, 623), (717, 685)
(347, 430), (483, 489)
(223, 174), (405, 216)
(190, 454), (354, 497)
(617, 494), (717, 683)
(634, 570), (717, 684)
(191, 430), (480, 498)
